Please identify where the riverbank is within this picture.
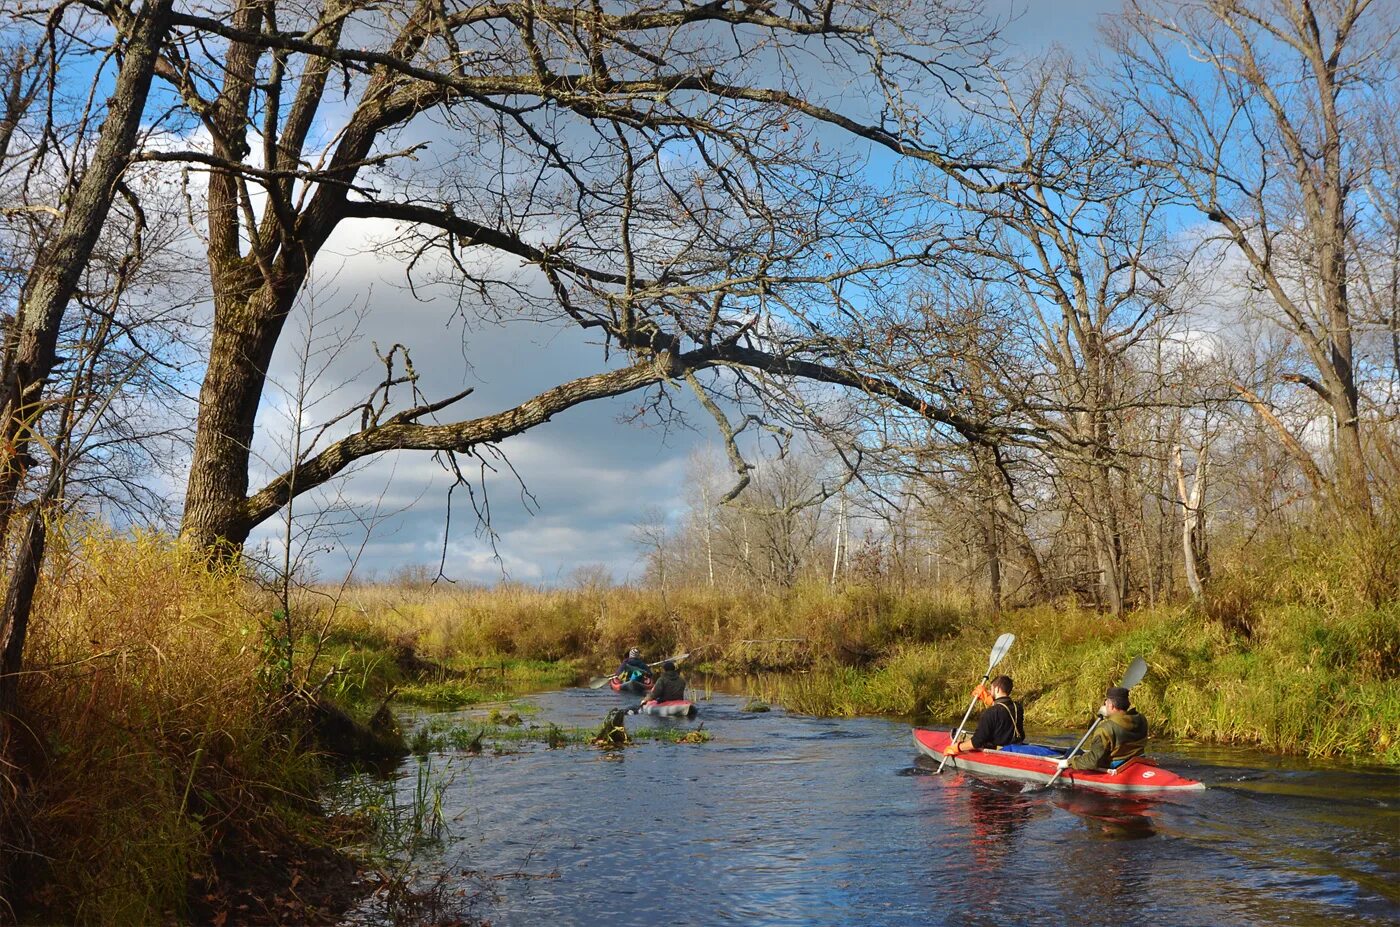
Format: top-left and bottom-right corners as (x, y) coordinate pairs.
(323, 522), (1397, 764)
(9, 522), (1395, 923)
(5, 530), (582, 925)
(328, 593), (1397, 764)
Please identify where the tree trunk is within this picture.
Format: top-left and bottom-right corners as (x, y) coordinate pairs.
(1173, 444), (1206, 601)
(0, 0), (174, 546)
(0, 3), (174, 903)
(179, 285), (295, 552)
(981, 503), (1002, 616)
(1086, 461), (1124, 618)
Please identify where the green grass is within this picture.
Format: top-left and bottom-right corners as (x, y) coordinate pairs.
(305, 642), (580, 711)
(728, 601), (1400, 764)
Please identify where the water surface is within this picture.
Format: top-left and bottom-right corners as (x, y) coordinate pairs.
(349, 687), (1400, 926)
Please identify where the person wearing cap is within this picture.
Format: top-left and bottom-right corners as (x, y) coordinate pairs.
(943, 675), (1025, 755)
(1057, 685), (1148, 771)
(642, 660), (686, 705)
(615, 647), (650, 684)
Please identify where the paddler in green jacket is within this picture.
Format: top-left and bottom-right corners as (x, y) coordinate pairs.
(1058, 685), (1148, 771)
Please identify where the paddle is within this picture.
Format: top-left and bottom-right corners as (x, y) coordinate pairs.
(937, 632), (1015, 774)
(1040, 656), (1148, 791)
(587, 650), (692, 689)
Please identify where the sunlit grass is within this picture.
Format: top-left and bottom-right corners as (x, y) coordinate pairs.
(19, 527), (324, 925)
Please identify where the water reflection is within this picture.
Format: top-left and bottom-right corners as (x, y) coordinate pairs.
(1052, 790), (1158, 840)
(966, 781), (1037, 865)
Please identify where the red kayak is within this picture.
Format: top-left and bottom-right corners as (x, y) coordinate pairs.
(610, 675), (652, 694)
(912, 729), (1205, 794)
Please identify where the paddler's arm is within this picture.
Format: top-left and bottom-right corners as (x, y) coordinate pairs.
(1070, 726), (1112, 770)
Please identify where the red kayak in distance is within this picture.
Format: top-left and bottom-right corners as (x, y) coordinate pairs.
(913, 729), (1205, 794)
(610, 675), (653, 694)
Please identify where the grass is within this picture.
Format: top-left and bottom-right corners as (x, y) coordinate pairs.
(326, 760), (448, 857)
(15, 528), (327, 925)
(6, 529), (593, 925)
(727, 601), (1399, 763)
(317, 518), (1398, 764)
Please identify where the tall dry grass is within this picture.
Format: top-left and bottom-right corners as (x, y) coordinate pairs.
(14, 527), (323, 925)
(318, 579), (975, 673)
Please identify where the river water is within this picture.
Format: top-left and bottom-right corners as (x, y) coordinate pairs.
(347, 687), (1400, 927)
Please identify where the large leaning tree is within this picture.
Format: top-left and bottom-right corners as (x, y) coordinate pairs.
(117, 0), (1053, 555)
(0, 0), (189, 711)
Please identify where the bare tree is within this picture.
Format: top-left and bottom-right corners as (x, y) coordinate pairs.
(1113, 0), (1397, 518)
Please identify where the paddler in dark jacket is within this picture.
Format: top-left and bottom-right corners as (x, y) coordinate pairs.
(1060, 685), (1148, 770)
(642, 661), (686, 704)
(944, 675), (1024, 755)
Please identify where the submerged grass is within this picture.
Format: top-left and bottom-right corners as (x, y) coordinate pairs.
(407, 718), (711, 754)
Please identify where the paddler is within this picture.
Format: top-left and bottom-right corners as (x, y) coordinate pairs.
(640, 660), (685, 706)
(943, 675), (1025, 755)
(615, 647), (650, 684)
(1056, 685), (1148, 771)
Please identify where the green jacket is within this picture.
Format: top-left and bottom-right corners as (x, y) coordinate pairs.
(1070, 708), (1148, 770)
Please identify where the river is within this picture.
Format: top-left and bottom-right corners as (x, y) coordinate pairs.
(345, 686), (1400, 926)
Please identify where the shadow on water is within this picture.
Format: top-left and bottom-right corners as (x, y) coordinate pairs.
(343, 685), (1400, 927)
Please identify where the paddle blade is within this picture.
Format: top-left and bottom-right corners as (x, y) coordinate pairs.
(1121, 656), (1148, 689)
(588, 676), (614, 689)
(987, 633), (1015, 672)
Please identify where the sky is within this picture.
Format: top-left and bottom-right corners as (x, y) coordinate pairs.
(228, 0), (1127, 586)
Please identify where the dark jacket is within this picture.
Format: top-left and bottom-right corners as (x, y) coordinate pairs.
(647, 669), (686, 703)
(616, 657), (650, 682)
(1070, 708), (1148, 769)
(970, 696), (1025, 749)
